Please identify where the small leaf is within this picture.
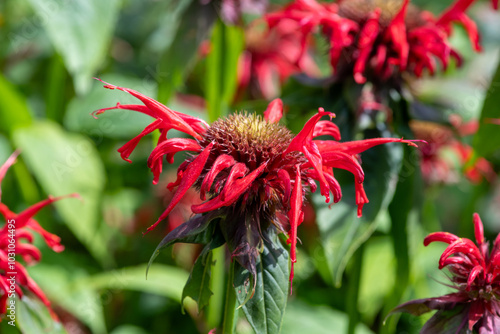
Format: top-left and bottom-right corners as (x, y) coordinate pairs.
(181, 247), (214, 312)
(26, 0), (121, 94)
(13, 121), (108, 265)
(473, 60), (500, 158)
(234, 228), (289, 334)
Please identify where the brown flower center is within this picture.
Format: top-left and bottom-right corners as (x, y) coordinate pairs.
(202, 113), (294, 166)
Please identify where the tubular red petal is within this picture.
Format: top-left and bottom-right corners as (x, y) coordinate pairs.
(385, 0), (410, 71)
(321, 151), (365, 182)
(439, 239), (483, 269)
(200, 155), (236, 201)
(145, 143), (213, 233)
(494, 0), (499, 10)
(473, 213), (484, 247)
(466, 265), (484, 291)
(167, 162), (188, 192)
(26, 219), (64, 252)
(0, 151), (20, 192)
(312, 121), (341, 141)
(321, 138), (423, 155)
(147, 138), (201, 185)
(264, 98), (284, 123)
(96, 79), (203, 140)
(221, 163), (249, 201)
(277, 169), (292, 203)
(424, 232), (460, 246)
(15, 194), (80, 229)
(118, 118), (163, 163)
(353, 9), (381, 84)
(287, 165), (304, 293)
(355, 182), (369, 217)
(192, 162), (268, 214)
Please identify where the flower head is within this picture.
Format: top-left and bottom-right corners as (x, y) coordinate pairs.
(266, 0), (480, 84)
(237, 18), (319, 99)
(390, 213), (500, 333)
(93, 80), (420, 289)
(0, 152), (78, 319)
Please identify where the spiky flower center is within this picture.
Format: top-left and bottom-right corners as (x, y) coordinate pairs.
(338, 0), (424, 28)
(202, 113), (294, 166)
(338, 0), (405, 24)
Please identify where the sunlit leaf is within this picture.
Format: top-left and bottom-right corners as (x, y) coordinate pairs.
(473, 60), (500, 158)
(16, 295), (67, 334)
(26, 0), (120, 94)
(13, 121), (108, 265)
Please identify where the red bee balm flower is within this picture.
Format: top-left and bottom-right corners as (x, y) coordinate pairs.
(0, 152), (78, 319)
(266, 0), (480, 84)
(390, 213), (500, 333)
(93, 80), (420, 288)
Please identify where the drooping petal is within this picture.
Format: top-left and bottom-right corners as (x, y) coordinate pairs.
(147, 138), (202, 184)
(439, 239), (484, 269)
(466, 265), (484, 291)
(312, 121), (341, 141)
(192, 162), (268, 214)
(436, 0), (481, 51)
(473, 213), (484, 247)
(385, 0), (410, 71)
(96, 79), (203, 140)
(200, 155), (236, 201)
(263, 98), (284, 123)
(277, 169), (292, 203)
(353, 9), (381, 84)
(424, 232), (460, 246)
(287, 165), (303, 292)
(15, 194), (80, 229)
(220, 163), (249, 201)
(118, 118), (163, 163)
(319, 138), (422, 155)
(469, 300), (485, 330)
(145, 143), (213, 233)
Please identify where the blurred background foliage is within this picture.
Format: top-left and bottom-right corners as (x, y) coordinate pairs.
(0, 0), (499, 333)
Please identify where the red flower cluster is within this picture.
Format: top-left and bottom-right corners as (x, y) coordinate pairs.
(266, 0), (480, 84)
(93, 80), (420, 287)
(0, 152), (77, 319)
(391, 213), (500, 332)
(237, 18), (319, 99)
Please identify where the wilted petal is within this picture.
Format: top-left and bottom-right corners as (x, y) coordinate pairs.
(287, 165), (303, 291)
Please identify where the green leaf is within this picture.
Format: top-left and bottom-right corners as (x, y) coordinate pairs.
(0, 73), (32, 136)
(473, 59), (500, 157)
(26, 0), (120, 94)
(282, 301), (374, 334)
(157, 0), (217, 103)
(234, 228), (289, 334)
(16, 295), (67, 334)
(13, 121), (108, 265)
(28, 264), (107, 334)
(147, 213), (222, 274)
(181, 247), (214, 312)
(83, 264), (189, 303)
(314, 128), (404, 286)
(205, 20), (245, 122)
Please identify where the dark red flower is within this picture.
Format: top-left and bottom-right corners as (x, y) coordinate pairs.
(93, 80), (420, 288)
(266, 0), (480, 84)
(390, 213), (500, 333)
(236, 18), (319, 100)
(0, 152), (78, 319)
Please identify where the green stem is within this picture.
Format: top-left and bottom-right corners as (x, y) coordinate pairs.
(45, 53), (66, 122)
(222, 260), (237, 334)
(207, 246), (225, 329)
(347, 243), (364, 334)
